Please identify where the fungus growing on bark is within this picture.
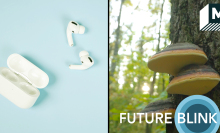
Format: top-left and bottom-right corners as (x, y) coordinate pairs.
(137, 98), (176, 121)
(166, 64), (220, 95)
(147, 43), (208, 76)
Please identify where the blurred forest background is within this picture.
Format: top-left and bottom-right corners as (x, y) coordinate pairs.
(109, 0), (171, 132)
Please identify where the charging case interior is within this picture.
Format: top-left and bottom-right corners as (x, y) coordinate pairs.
(0, 54), (49, 108)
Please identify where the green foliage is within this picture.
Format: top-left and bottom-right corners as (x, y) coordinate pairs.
(123, 0), (133, 7)
(109, 0), (171, 132)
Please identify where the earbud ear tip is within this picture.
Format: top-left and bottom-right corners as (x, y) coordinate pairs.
(79, 25), (85, 34)
(79, 51), (89, 57)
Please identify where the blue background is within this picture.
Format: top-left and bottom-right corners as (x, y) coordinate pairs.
(0, 0), (108, 133)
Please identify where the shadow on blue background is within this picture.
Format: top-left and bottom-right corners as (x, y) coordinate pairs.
(22, 55), (56, 107)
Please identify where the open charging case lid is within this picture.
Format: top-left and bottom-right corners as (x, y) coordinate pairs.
(7, 54), (49, 89)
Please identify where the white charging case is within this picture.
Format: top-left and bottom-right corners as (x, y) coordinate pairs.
(0, 54), (49, 109)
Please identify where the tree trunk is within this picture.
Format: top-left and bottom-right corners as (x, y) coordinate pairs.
(146, 124), (152, 133)
(150, 72), (156, 96)
(167, 0), (220, 132)
(162, 73), (165, 91)
(137, 30), (145, 92)
(149, 0), (165, 96)
(110, 0), (124, 83)
(147, 0), (165, 132)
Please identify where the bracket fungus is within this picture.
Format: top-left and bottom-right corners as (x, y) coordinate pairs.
(166, 64), (220, 95)
(137, 98), (176, 121)
(148, 43), (208, 76)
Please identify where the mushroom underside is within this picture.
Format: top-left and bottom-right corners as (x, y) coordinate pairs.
(148, 53), (207, 76)
(136, 108), (176, 121)
(136, 98), (176, 121)
(166, 77), (220, 95)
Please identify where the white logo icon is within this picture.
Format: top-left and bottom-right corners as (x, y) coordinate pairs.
(200, 4), (220, 31)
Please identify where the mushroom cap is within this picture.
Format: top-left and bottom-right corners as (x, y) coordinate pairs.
(137, 98), (176, 121)
(166, 64), (220, 95)
(148, 43), (208, 76)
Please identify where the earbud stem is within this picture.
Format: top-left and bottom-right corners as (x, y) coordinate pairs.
(67, 30), (74, 47)
(69, 65), (89, 70)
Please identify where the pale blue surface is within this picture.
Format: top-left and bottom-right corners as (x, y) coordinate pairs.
(0, 0), (107, 133)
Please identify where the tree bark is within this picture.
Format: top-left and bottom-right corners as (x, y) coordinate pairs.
(167, 0), (220, 132)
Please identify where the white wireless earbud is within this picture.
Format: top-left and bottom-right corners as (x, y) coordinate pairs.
(66, 22), (94, 70)
(67, 21), (85, 47)
(69, 51), (94, 70)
